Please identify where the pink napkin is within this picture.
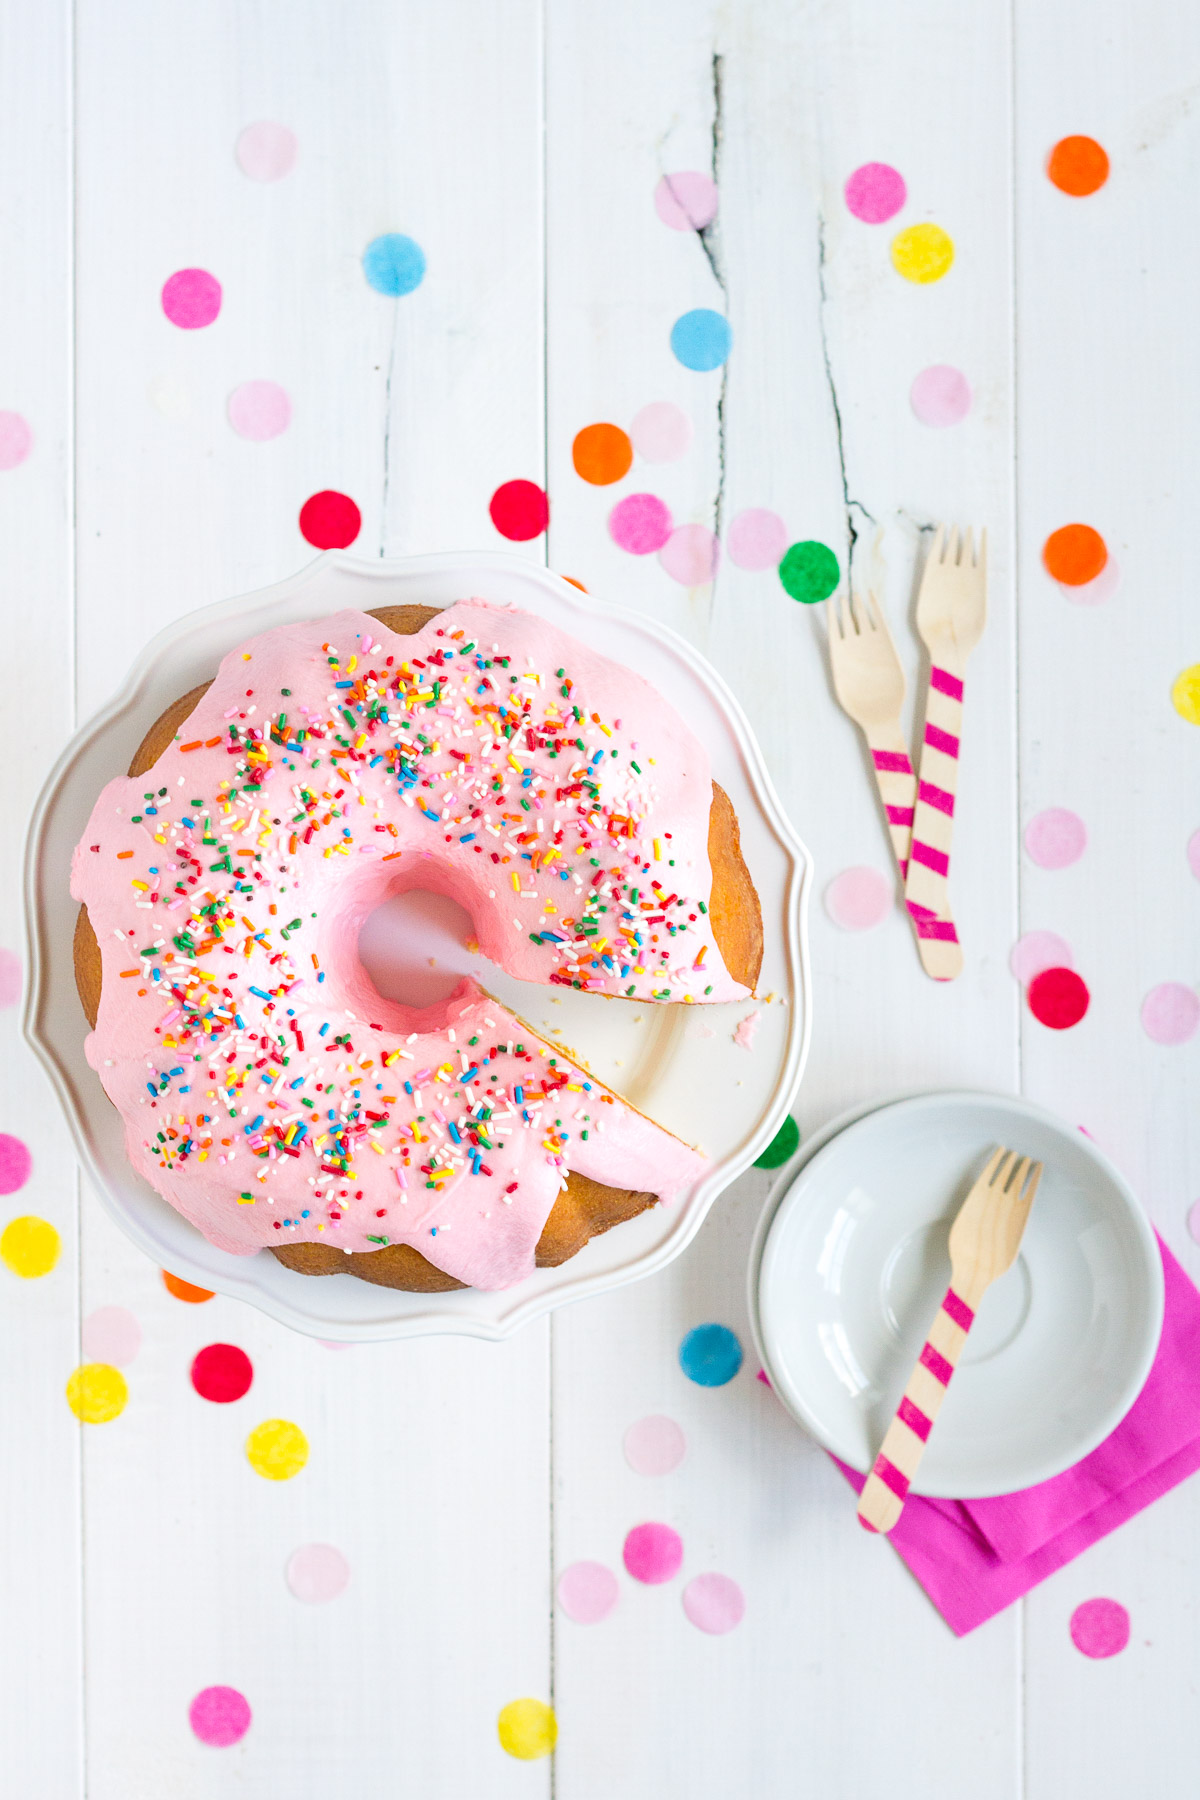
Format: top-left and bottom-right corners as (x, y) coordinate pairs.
(835, 1235), (1200, 1634)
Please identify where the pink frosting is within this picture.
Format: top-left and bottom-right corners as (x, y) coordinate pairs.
(70, 601), (730, 1288)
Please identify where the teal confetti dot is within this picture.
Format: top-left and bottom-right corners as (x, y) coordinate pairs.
(362, 233), (426, 297)
(779, 539), (839, 604)
(679, 1323), (743, 1387)
(754, 1116), (800, 1169)
(670, 308), (732, 372)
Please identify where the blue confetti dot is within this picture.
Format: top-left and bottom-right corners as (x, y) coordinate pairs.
(362, 233), (426, 297)
(670, 308), (732, 372)
(679, 1322), (743, 1387)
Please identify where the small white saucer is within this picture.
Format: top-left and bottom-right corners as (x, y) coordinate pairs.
(750, 1091), (1164, 1497)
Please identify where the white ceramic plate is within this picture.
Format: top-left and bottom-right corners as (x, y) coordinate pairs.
(751, 1091), (1163, 1497)
(24, 550), (811, 1341)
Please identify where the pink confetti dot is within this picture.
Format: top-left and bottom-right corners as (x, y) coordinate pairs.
(659, 523), (719, 586)
(1058, 555), (1121, 606)
(1188, 1199), (1200, 1244)
(844, 162), (907, 224)
(1141, 983), (1200, 1046)
(557, 1560), (619, 1624)
(910, 365), (972, 427)
(1010, 931), (1074, 984)
(824, 866), (892, 932)
(623, 1521), (683, 1585)
(1186, 828), (1200, 882)
(1070, 1597), (1130, 1658)
(609, 493), (673, 555)
(227, 380), (291, 441)
(286, 1543), (350, 1604)
(727, 508), (788, 571)
(629, 401), (691, 464)
(189, 1685), (251, 1747)
(235, 121), (298, 182)
(161, 268), (222, 330)
(0, 948), (21, 1007)
(1025, 807), (1087, 869)
(0, 1134), (31, 1195)
(682, 1572), (745, 1635)
(623, 1415), (686, 1476)
(81, 1306), (141, 1367)
(0, 412), (32, 470)
(654, 171), (718, 231)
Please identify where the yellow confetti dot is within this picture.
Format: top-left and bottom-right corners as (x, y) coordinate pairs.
(1172, 664), (1200, 725)
(1, 1215), (60, 1279)
(246, 1417), (309, 1481)
(66, 1363), (127, 1424)
(891, 222), (955, 284)
(497, 1698), (557, 1761)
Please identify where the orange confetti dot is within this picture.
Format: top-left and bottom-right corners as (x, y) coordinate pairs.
(560, 575), (588, 592)
(1047, 136), (1109, 197)
(572, 422), (633, 487)
(1043, 523), (1107, 586)
(162, 1269), (214, 1303)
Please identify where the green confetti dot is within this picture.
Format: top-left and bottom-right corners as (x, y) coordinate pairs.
(778, 540), (839, 604)
(754, 1115), (800, 1169)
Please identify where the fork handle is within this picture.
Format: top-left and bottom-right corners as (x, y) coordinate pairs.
(904, 662), (965, 981)
(857, 1284), (976, 1534)
(865, 723), (917, 880)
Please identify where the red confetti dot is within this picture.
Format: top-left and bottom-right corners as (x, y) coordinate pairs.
(191, 1342), (254, 1404)
(299, 490), (362, 550)
(1028, 965), (1090, 1029)
(489, 479), (549, 542)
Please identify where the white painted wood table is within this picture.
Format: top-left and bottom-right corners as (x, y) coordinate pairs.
(2, 1), (1198, 1793)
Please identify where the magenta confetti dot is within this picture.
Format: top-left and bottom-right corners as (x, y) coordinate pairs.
(286, 1543), (350, 1604)
(824, 866), (892, 931)
(1025, 807), (1087, 869)
(1058, 556), (1121, 606)
(557, 1560), (619, 1624)
(629, 401), (691, 464)
(235, 121), (298, 182)
(910, 365), (972, 427)
(0, 1134), (31, 1195)
(1141, 982), (1200, 1046)
(623, 1415), (686, 1477)
(1009, 930), (1074, 984)
(844, 161), (907, 224)
(1187, 828), (1200, 882)
(609, 492), (673, 555)
(0, 948), (21, 1007)
(227, 380), (291, 441)
(682, 1572), (745, 1635)
(727, 508), (788, 571)
(659, 523), (719, 586)
(623, 1521), (683, 1585)
(0, 412), (32, 470)
(162, 268), (222, 330)
(654, 171), (718, 231)
(188, 1685), (251, 1747)
(81, 1306), (141, 1367)
(1070, 1597), (1130, 1659)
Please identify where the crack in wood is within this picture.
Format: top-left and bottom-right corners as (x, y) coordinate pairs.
(816, 210), (875, 590)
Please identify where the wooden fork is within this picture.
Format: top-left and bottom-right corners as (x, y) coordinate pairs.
(857, 1147), (1043, 1535)
(904, 525), (988, 981)
(827, 588), (917, 882)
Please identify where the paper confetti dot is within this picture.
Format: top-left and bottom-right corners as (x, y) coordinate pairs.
(670, 308), (732, 372)
(910, 365), (972, 427)
(362, 233), (426, 297)
(161, 268), (222, 330)
(679, 1322), (743, 1387)
(235, 121), (298, 182)
(654, 171), (718, 231)
(0, 1133), (31, 1194)
(1058, 554), (1121, 605)
(844, 161), (907, 224)
(660, 523), (719, 586)
(572, 422), (632, 486)
(630, 400), (691, 463)
(147, 372), (191, 420)
(162, 1269), (213, 1303)
(227, 380), (291, 441)
(1070, 1597), (1129, 1658)
(1010, 931), (1074, 985)
(624, 1414), (686, 1476)
(1188, 1199), (1200, 1244)
(1028, 966), (1090, 1030)
(1043, 523), (1107, 586)
(189, 1686), (252, 1747)
(489, 478), (548, 542)
(1025, 808), (1087, 869)
(0, 948), (20, 1006)
(191, 1343), (254, 1404)
(682, 1572), (745, 1635)
(754, 1115), (800, 1169)
(1048, 136), (1110, 197)
(891, 223), (954, 284)
(557, 1560), (619, 1623)
(299, 490), (361, 550)
(246, 1418), (308, 1481)
(498, 1698), (557, 1760)
(727, 508), (788, 571)
(825, 865), (893, 931)
(1141, 983), (1200, 1046)
(779, 539), (839, 604)
(609, 492), (672, 555)
(286, 1543), (350, 1604)
(623, 1521), (684, 1585)
(0, 412), (32, 469)
(1171, 665), (1200, 726)
(1188, 829), (1200, 882)
(0, 1215), (59, 1279)
(81, 1307), (141, 1367)
(66, 1363), (127, 1424)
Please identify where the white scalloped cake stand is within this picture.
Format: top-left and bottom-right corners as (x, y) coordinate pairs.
(24, 551), (811, 1341)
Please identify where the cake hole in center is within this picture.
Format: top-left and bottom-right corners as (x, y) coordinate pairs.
(358, 889), (477, 1007)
